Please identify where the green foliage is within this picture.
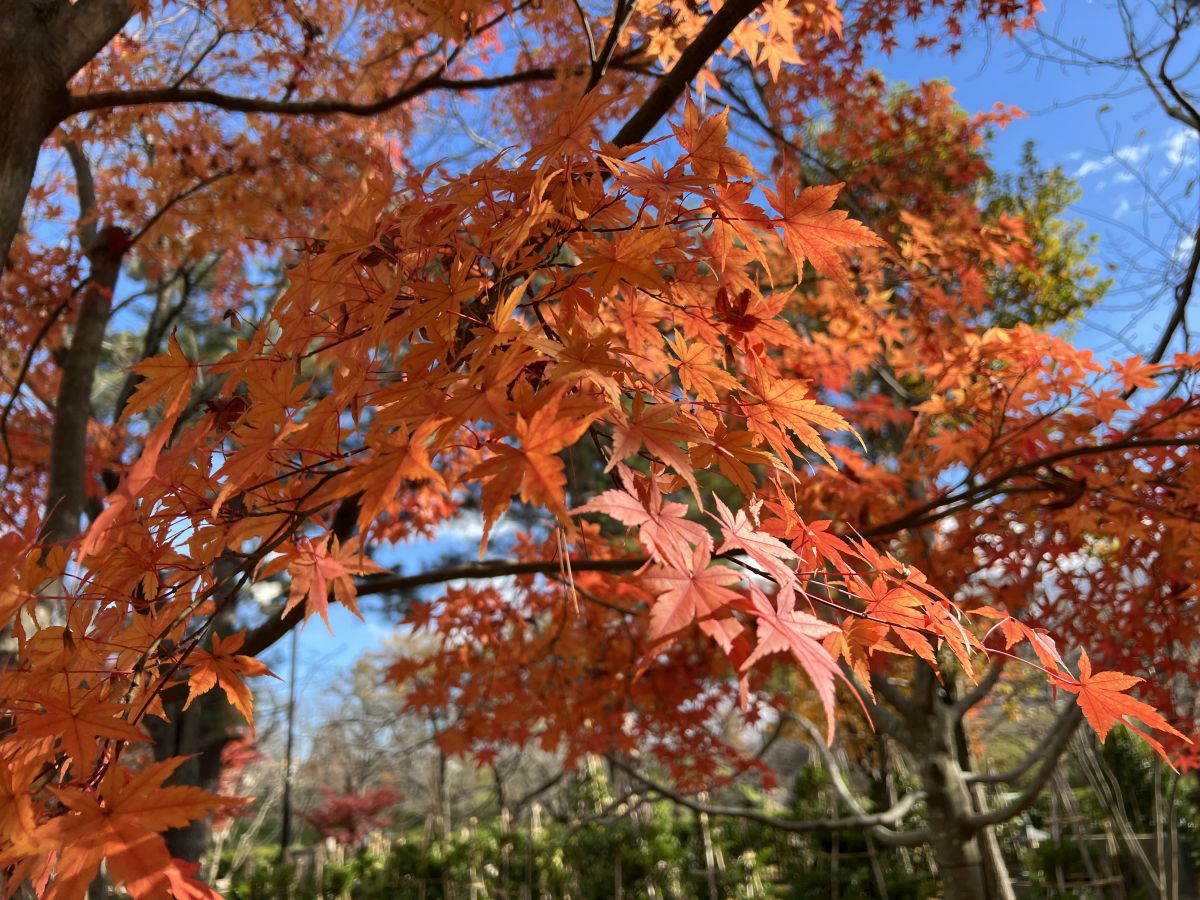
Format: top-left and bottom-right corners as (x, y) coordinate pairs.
(982, 142), (1111, 329)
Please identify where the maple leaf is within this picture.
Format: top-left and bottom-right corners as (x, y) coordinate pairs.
(0, 759), (41, 858)
(1054, 650), (1189, 759)
(712, 497), (797, 588)
(671, 97), (754, 182)
(470, 394), (601, 546)
(282, 536), (383, 630)
(690, 423), (779, 494)
(40, 759), (227, 900)
(976, 606), (1065, 673)
(741, 586), (844, 741)
(573, 467), (711, 570)
(664, 330), (741, 402)
(121, 332), (196, 422)
(607, 396), (701, 494)
(763, 175), (883, 282)
(824, 618), (899, 695)
(740, 376), (852, 466)
(184, 630), (277, 726)
(642, 544), (743, 645)
(574, 226), (674, 301)
(793, 519), (857, 573)
(18, 693), (146, 771)
(1111, 355), (1162, 393)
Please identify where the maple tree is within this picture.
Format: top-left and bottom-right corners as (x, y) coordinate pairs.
(299, 787), (401, 848)
(1, 1), (1198, 898)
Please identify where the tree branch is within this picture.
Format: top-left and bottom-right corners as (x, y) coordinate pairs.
(585, 0), (636, 93)
(67, 63), (612, 118)
(963, 705), (1083, 828)
(612, 0), (763, 147)
(953, 658), (1006, 719)
(965, 703), (1083, 787)
(1140, 218), (1200, 372)
(41, 143), (126, 543)
(864, 436), (1200, 539)
(608, 755), (929, 847)
(356, 555), (650, 598)
(237, 555), (649, 659)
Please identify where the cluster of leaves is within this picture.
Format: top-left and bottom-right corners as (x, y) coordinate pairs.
(299, 787), (402, 848)
(1, 0), (1197, 897)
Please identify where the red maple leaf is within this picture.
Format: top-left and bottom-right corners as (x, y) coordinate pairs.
(1054, 651), (1189, 759)
(642, 544), (743, 645)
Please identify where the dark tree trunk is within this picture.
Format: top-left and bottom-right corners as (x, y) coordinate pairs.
(42, 236), (124, 542)
(146, 692), (239, 862)
(0, 1), (69, 269)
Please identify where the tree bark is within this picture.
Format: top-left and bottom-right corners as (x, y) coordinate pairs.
(903, 667), (994, 900)
(0, 1), (71, 268)
(146, 694), (238, 862)
(42, 233), (124, 543)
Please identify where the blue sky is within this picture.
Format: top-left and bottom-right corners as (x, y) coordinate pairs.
(270, 3), (1200, 736)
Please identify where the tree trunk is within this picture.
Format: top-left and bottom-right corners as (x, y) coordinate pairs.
(43, 237), (123, 542)
(902, 666), (1001, 900)
(922, 749), (990, 899)
(146, 693), (238, 862)
(0, 1), (69, 269)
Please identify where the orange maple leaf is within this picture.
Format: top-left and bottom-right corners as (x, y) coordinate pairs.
(712, 497), (797, 588)
(574, 226), (673, 301)
(664, 331), (741, 402)
(283, 536), (383, 630)
(741, 585), (844, 741)
(763, 175), (882, 282)
(573, 469), (710, 571)
(671, 97), (753, 182)
(740, 376), (851, 466)
(642, 544), (743, 646)
(607, 396), (701, 494)
(184, 630), (277, 726)
(470, 394), (601, 546)
(18, 693), (146, 772)
(121, 332), (195, 422)
(40, 759), (227, 900)
(1055, 650), (1189, 759)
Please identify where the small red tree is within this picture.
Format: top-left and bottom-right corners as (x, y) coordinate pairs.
(300, 787), (402, 848)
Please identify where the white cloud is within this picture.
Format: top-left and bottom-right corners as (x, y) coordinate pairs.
(1163, 127), (1198, 167)
(1174, 231), (1196, 263)
(1073, 142), (1150, 179)
(1113, 144), (1149, 166)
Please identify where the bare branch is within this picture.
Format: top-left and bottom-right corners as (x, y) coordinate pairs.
(953, 658), (1006, 719)
(608, 755), (929, 847)
(963, 705), (1084, 828)
(64, 140), (98, 247)
(864, 435), (1200, 539)
(67, 63), (612, 118)
(238, 555), (650, 659)
(585, 0), (636, 93)
(612, 0), (764, 147)
(41, 144), (127, 543)
(1139, 220), (1200, 372)
(966, 703), (1084, 787)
